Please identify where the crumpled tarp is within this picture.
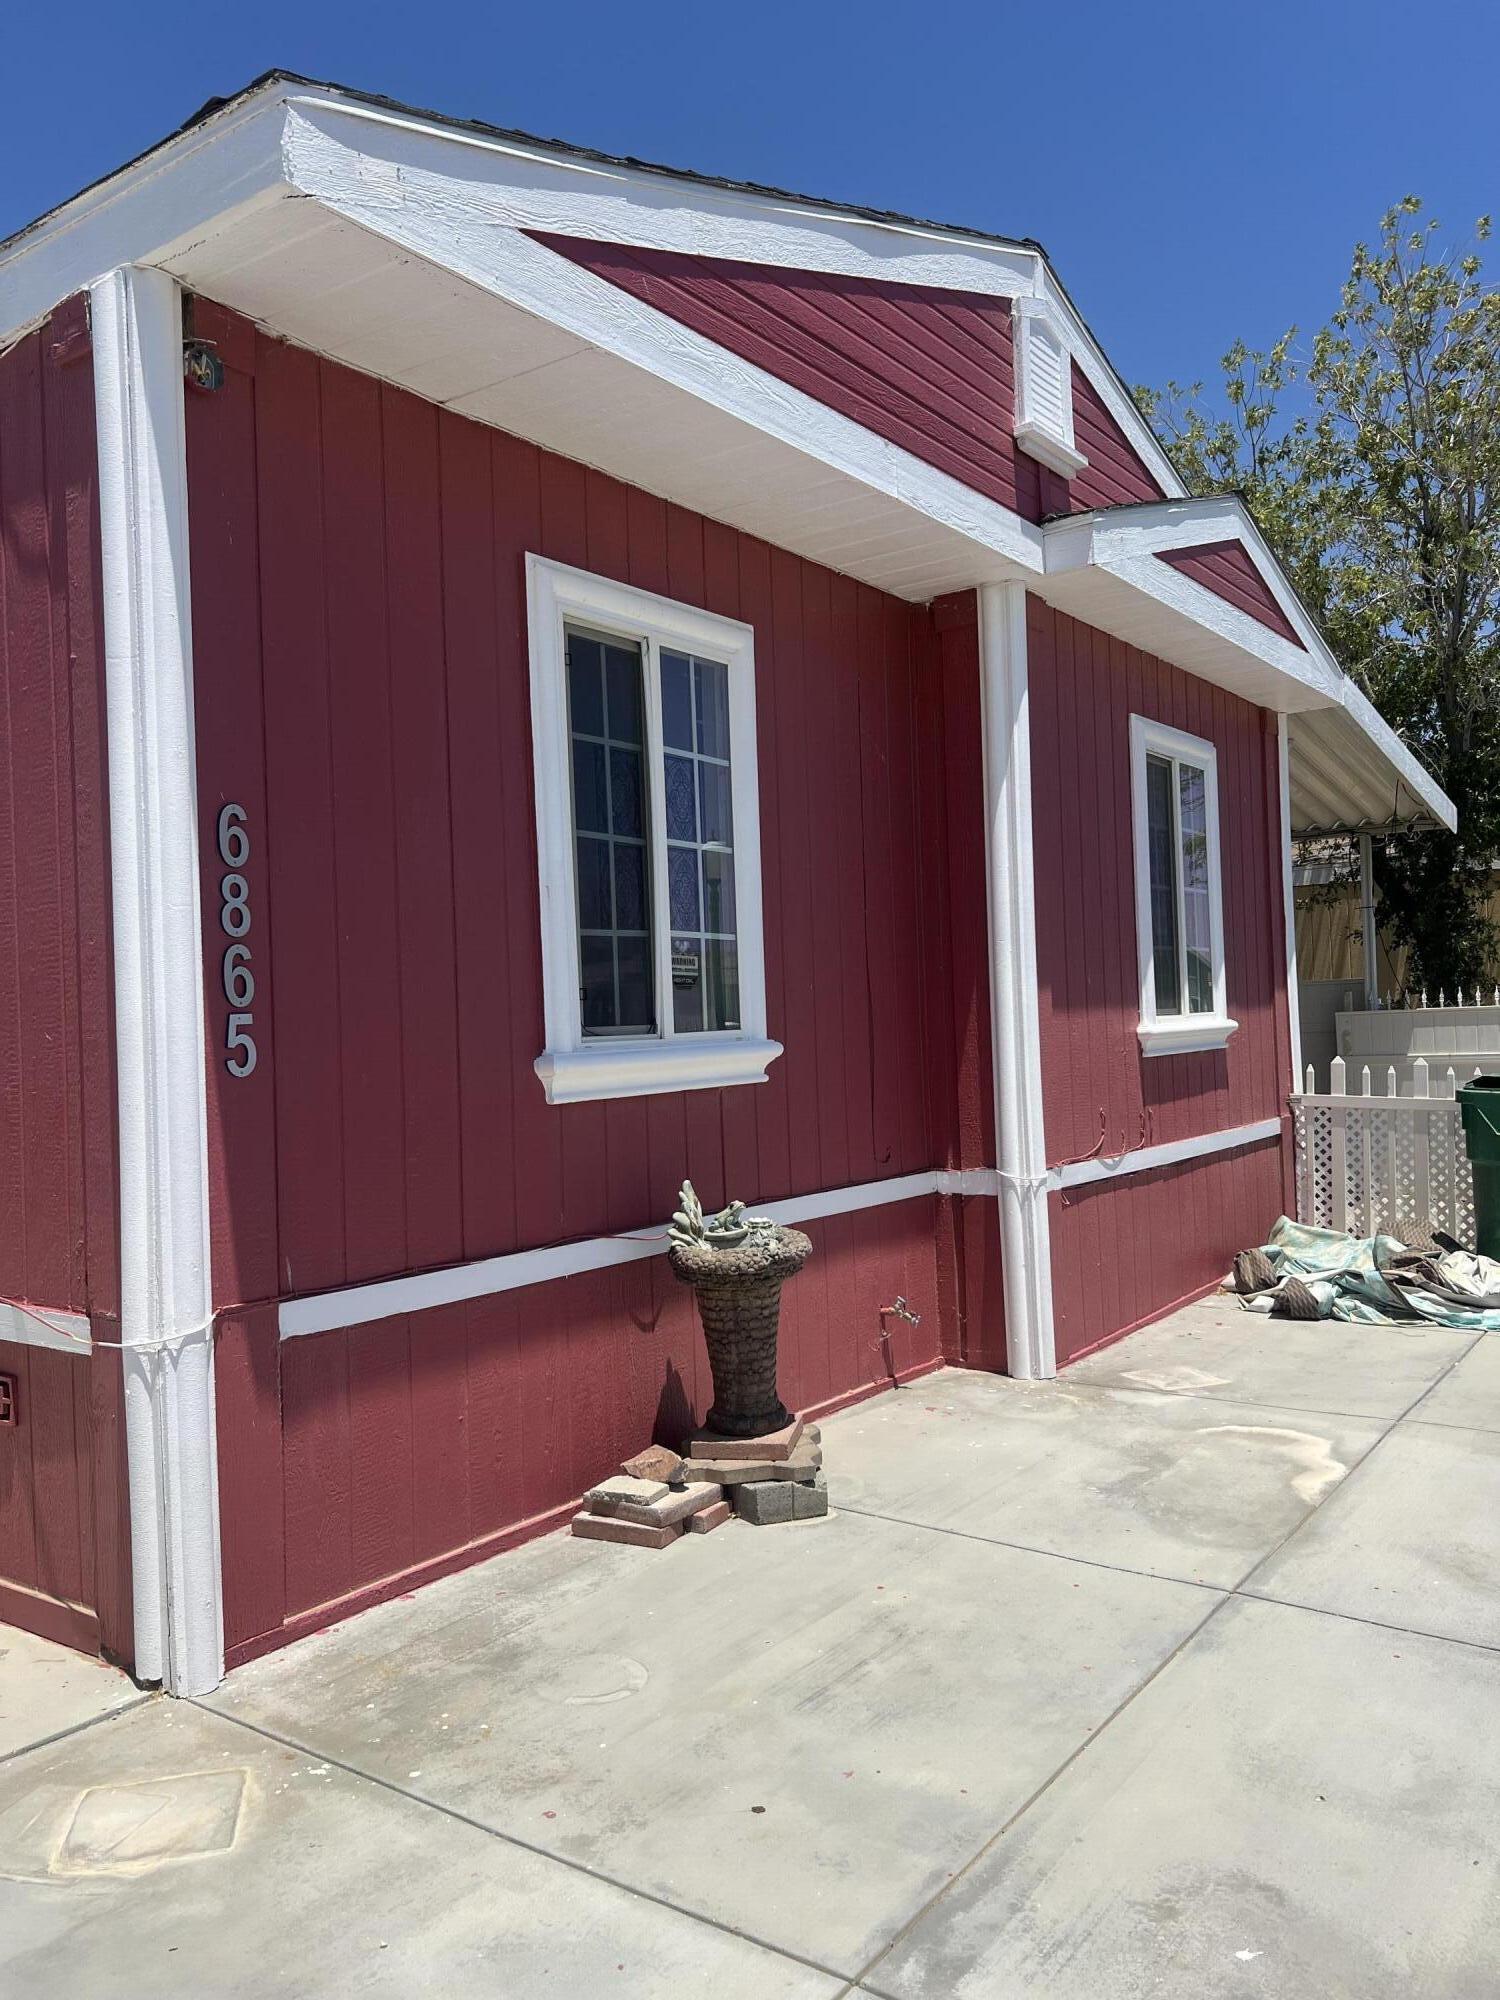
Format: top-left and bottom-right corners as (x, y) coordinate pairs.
(1236, 1215), (1500, 1330)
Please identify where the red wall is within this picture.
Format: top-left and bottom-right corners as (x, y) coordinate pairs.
(220, 1198), (939, 1661)
(186, 302), (960, 1658)
(1156, 541), (1305, 648)
(1048, 1137), (1287, 1364)
(0, 298), (130, 1659)
(919, 594), (1006, 1371)
(1028, 595), (1294, 1363)
(534, 236), (1164, 528)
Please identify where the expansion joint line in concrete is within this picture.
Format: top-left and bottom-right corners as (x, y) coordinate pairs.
(838, 1339), (1490, 2000)
(187, 1700), (853, 1989)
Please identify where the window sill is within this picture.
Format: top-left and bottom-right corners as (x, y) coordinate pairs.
(1137, 1015), (1239, 1058)
(1014, 420), (1088, 480)
(535, 1036), (784, 1105)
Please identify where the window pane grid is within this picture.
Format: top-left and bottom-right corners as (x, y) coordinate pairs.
(567, 628), (655, 1036)
(1145, 747), (1214, 1022)
(662, 650), (740, 1033)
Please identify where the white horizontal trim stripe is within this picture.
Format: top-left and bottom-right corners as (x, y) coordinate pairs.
(0, 1300), (92, 1355)
(278, 1171), (942, 1340)
(1047, 1116), (1283, 1193)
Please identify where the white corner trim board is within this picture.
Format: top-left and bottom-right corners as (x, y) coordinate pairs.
(978, 581), (1056, 1381)
(1047, 1116), (1283, 1193)
(92, 265), (223, 1698)
(279, 1170), (944, 1340)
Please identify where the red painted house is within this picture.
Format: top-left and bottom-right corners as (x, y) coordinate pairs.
(0, 75), (1452, 1692)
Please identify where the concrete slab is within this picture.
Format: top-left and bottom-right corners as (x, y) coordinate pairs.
(1066, 1293), (1477, 1420)
(826, 1368), (1384, 1587)
(0, 1697), (839, 1998)
(1249, 1421), (1500, 1648)
(0, 1626), (140, 1760)
(1414, 1332), (1500, 1433)
(207, 1501), (1212, 1972)
(870, 1595), (1500, 2000)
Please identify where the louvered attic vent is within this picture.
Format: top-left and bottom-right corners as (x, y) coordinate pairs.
(1012, 300), (1088, 481)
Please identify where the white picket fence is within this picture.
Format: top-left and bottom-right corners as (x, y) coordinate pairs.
(1293, 1055), (1478, 1242)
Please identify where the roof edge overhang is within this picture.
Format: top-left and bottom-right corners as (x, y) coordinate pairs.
(0, 73), (1185, 502)
(0, 76), (1453, 839)
(1041, 495), (1456, 839)
(0, 76), (1053, 603)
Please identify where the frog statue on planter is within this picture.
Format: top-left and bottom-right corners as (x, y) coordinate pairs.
(665, 1181), (812, 1441)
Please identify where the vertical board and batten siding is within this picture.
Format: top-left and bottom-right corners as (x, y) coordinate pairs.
(1154, 541), (1305, 649)
(920, 593), (1006, 1371)
(0, 298), (130, 1657)
(1027, 598), (1294, 1365)
(532, 236), (1165, 530)
(185, 300), (953, 1659)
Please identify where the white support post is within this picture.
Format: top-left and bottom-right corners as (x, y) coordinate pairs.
(1358, 831), (1379, 1012)
(91, 265), (222, 1695)
(1277, 715), (1304, 1091)
(978, 581), (1056, 1379)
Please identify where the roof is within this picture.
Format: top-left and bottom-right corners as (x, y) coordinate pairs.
(0, 70), (1162, 486)
(0, 73), (1454, 839)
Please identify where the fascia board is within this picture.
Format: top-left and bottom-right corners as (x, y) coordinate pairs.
(1073, 495), (1329, 654)
(0, 91), (297, 342)
(280, 88), (1047, 292)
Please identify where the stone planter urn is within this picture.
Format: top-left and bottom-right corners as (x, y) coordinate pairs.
(666, 1182), (812, 1439)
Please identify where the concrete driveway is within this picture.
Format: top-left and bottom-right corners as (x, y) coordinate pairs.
(4, 1293), (1499, 1996)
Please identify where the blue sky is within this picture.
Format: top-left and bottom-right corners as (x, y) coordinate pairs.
(4, 0), (1494, 399)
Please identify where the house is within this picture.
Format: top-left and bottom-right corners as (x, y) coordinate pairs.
(0, 73), (1454, 1693)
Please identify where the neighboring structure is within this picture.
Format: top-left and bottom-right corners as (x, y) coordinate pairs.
(0, 75), (1453, 1689)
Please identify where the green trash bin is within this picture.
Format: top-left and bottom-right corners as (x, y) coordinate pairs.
(1458, 1076), (1500, 1259)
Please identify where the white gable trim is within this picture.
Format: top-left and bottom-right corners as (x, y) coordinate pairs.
(0, 76), (1185, 510)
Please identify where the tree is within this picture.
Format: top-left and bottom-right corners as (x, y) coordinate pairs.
(1138, 199), (1500, 998)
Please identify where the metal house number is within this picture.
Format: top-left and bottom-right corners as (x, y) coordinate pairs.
(216, 803), (257, 1078)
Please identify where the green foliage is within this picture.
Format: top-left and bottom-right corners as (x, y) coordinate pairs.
(1137, 199), (1500, 996)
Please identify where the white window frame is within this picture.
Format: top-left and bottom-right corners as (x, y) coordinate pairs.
(1128, 714), (1238, 1057)
(526, 554), (781, 1104)
(1012, 298), (1088, 480)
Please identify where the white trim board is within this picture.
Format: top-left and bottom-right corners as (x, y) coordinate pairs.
(1047, 1117), (1283, 1193)
(279, 1170), (943, 1340)
(92, 264), (223, 1699)
(275, 1120), (1285, 1344)
(0, 1300), (92, 1355)
(978, 581), (1056, 1382)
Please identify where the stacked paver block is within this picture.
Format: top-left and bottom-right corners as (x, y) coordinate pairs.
(571, 1452), (727, 1548)
(681, 1418), (828, 1524)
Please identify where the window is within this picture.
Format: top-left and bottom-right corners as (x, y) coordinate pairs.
(1012, 299), (1088, 480)
(527, 556), (780, 1104)
(1129, 715), (1237, 1056)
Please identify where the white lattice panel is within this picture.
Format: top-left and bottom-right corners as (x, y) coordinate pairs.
(1294, 1090), (1477, 1246)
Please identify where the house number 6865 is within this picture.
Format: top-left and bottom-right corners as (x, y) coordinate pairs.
(216, 803), (257, 1078)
